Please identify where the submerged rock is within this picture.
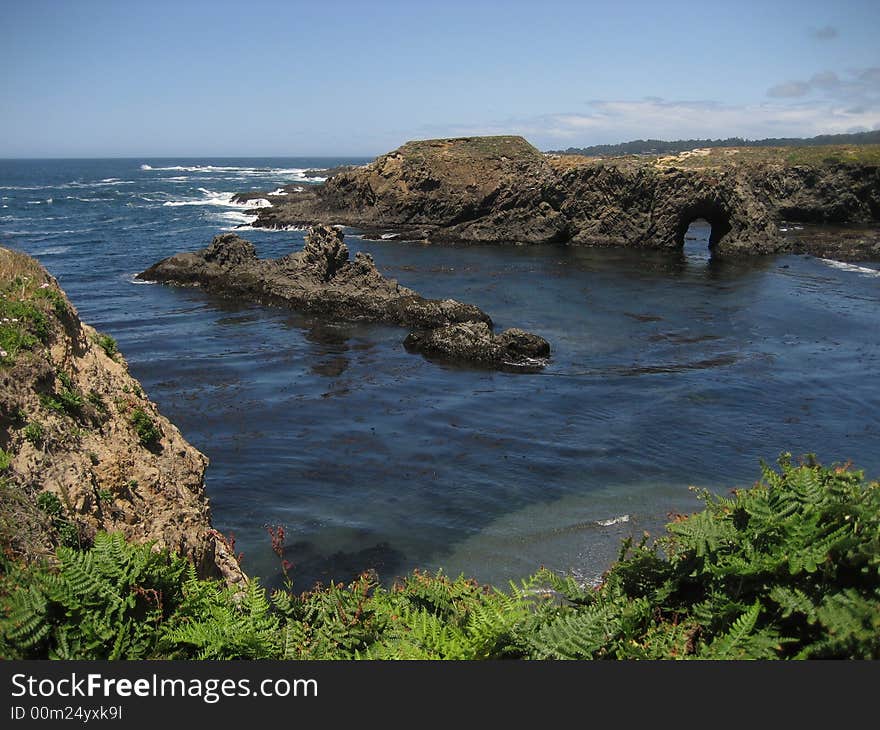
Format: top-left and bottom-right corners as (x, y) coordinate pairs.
(139, 226), (549, 369)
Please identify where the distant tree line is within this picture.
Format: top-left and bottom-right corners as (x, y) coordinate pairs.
(548, 129), (880, 156)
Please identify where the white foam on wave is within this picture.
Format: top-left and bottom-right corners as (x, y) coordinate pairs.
(502, 355), (550, 369)
(66, 180), (134, 189)
(213, 210), (258, 226)
(820, 258), (880, 278)
(32, 245), (72, 255)
(163, 188), (272, 209)
(235, 223), (307, 233)
(128, 273), (156, 285)
(139, 163), (324, 180)
(595, 514), (630, 527)
(6, 228), (92, 238)
(65, 195), (113, 203)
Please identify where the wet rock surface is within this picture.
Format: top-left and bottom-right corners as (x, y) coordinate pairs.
(139, 226), (549, 369)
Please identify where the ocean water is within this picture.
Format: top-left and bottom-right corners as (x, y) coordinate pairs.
(2, 158), (879, 590)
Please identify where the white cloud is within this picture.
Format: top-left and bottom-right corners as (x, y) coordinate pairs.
(769, 67), (880, 100)
(418, 96), (879, 150)
(410, 66), (880, 150)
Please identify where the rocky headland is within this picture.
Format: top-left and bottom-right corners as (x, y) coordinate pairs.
(239, 136), (880, 260)
(138, 225), (550, 369)
(0, 248), (244, 584)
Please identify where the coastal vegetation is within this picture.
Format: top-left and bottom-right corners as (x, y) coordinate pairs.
(2, 455), (877, 660)
(548, 143), (880, 170)
(0, 250), (58, 365)
(129, 407), (161, 449)
(548, 129), (880, 157)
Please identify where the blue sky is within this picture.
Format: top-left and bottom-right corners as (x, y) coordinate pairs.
(1, 0), (878, 156)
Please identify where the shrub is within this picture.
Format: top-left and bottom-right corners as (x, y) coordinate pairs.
(93, 332), (118, 358)
(0, 255), (60, 365)
(33, 286), (67, 318)
(1, 457), (877, 660)
(519, 454), (880, 659)
(40, 372), (85, 418)
(35, 490), (78, 549)
(0, 299), (47, 362)
(130, 408), (161, 448)
(87, 390), (107, 413)
(22, 421), (45, 446)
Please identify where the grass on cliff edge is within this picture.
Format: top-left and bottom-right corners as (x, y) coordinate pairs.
(548, 143), (880, 172)
(1, 454), (877, 660)
(0, 248), (68, 366)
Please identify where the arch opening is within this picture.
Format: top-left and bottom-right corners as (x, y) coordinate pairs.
(676, 202), (732, 254)
(683, 218), (712, 259)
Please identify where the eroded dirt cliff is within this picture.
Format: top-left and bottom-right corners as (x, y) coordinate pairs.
(0, 247), (244, 584)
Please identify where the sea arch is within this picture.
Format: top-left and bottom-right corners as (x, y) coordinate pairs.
(674, 200), (733, 251)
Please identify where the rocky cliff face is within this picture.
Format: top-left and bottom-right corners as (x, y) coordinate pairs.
(0, 247), (244, 584)
(252, 136), (569, 244)
(557, 162), (784, 255)
(246, 137), (880, 259)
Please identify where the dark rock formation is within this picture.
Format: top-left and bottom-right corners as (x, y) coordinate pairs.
(250, 136), (569, 244)
(558, 163), (783, 255)
(138, 226), (549, 369)
(404, 323), (550, 369)
(241, 136), (880, 260)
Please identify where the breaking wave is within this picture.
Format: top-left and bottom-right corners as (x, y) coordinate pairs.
(595, 515), (630, 527)
(139, 163), (325, 181)
(162, 189), (272, 209)
(212, 210), (259, 226)
(820, 258), (880, 278)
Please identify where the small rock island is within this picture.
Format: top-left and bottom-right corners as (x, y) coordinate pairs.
(138, 225), (550, 369)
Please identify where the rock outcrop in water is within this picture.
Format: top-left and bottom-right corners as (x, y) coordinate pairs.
(404, 323), (550, 368)
(138, 226), (550, 368)
(0, 248), (244, 584)
(242, 136), (880, 260)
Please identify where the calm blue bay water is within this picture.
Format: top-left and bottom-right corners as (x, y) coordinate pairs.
(2, 158), (879, 589)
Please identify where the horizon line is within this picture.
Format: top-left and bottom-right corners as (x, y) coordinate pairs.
(0, 154), (380, 161)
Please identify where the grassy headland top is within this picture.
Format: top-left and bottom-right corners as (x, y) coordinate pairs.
(395, 135), (544, 162)
(547, 143), (880, 172)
